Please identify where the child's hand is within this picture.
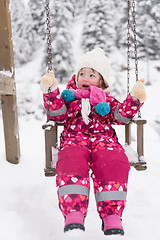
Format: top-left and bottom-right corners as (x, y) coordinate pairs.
(40, 72), (57, 92)
(130, 79), (146, 102)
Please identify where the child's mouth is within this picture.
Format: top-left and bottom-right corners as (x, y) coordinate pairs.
(82, 84), (89, 88)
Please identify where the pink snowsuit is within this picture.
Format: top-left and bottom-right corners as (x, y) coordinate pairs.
(43, 75), (143, 220)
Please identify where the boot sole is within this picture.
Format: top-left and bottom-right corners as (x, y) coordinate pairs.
(64, 223), (85, 232)
(104, 228), (124, 235)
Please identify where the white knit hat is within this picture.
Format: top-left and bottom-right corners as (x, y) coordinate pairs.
(76, 48), (110, 88)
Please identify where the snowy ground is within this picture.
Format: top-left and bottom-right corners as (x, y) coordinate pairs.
(1, 56), (160, 240)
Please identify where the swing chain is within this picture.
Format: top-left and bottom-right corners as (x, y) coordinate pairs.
(127, 0), (131, 94)
(45, 0), (53, 73)
(132, 0), (141, 118)
(45, 0), (53, 121)
(127, 0), (141, 118)
(131, 0), (139, 83)
(127, 0), (139, 87)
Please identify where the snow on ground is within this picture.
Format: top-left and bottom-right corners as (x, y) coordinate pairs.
(0, 55), (160, 239)
(1, 116), (160, 240)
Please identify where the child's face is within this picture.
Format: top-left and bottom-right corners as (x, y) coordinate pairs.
(77, 67), (101, 89)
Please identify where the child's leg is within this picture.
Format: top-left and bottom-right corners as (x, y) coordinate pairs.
(91, 148), (130, 219)
(56, 145), (90, 222)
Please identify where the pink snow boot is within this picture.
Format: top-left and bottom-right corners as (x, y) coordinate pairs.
(64, 211), (85, 232)
(102, 215), (124, 235)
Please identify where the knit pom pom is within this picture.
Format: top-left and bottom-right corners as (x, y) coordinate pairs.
(95, 102), (110, 116)
(61, 89), (76, 102)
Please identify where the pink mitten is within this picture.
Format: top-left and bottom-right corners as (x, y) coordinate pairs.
(90, 86), (106, 106)
(130, 79), (146, 102)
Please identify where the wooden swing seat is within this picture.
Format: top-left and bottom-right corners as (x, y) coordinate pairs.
(125, 118), (147, 171)
(42, 118), (147, 177)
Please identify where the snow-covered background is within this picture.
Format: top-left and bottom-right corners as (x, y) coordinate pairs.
(0, 0), (160, 239)
(1, 58), (160, 240)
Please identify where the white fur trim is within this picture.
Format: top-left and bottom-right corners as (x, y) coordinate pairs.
(81, 98), (91, 125)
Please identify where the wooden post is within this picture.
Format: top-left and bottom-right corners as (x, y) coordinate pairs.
(125, 119), (147, 171)
(43, 124), (58, 176)
(125, 123), (131, 145)
(132, 119), (147, 171)
(0, 0), (14, 71)
(134, 119), (147, 158)
(0, 0), (20, 164)
(1, 95), (20, 163)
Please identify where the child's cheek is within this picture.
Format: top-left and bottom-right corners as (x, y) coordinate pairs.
(77, 80), (82, 89)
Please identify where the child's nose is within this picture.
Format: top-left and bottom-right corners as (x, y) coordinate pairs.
(83, 79), (89, 85)
(82, 76), (89, 81)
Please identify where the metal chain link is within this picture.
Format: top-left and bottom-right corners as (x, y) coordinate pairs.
(127, 0), (139, 87)
(45, 0), (53, 121)
(127, 0), (131, 94)
(127, 0), (141, 117)
(131, 0), (139, 83)
(132, 0), (141, 117)
(45, 0), (53, 73)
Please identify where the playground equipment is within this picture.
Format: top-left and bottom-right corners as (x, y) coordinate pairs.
(42, 0), (147, 177)
(0, 0), (20, 164)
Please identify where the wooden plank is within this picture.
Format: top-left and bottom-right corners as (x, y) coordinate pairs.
(1, 95), (20, 164)
(133, 119), (147, 171)
(0, 74), (16, 95)
(132, 119), (147, 125)
(0, 0), (14, 71)
(137, 123), (144, 158)
(125, 123), (131, 145)
(125, 120), (147, 171)
(44, 125), (58, 176)
(132, 118), (147, 157)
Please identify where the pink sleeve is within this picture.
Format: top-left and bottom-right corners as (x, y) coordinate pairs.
(43, 88), (67, 122)
(110, 94), (143, 125)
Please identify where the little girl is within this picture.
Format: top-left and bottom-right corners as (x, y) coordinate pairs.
(40, 48), (146, 235)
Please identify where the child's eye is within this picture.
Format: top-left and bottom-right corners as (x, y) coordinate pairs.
(79, 72), (84, 76)
(90, 74), (95, 78)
